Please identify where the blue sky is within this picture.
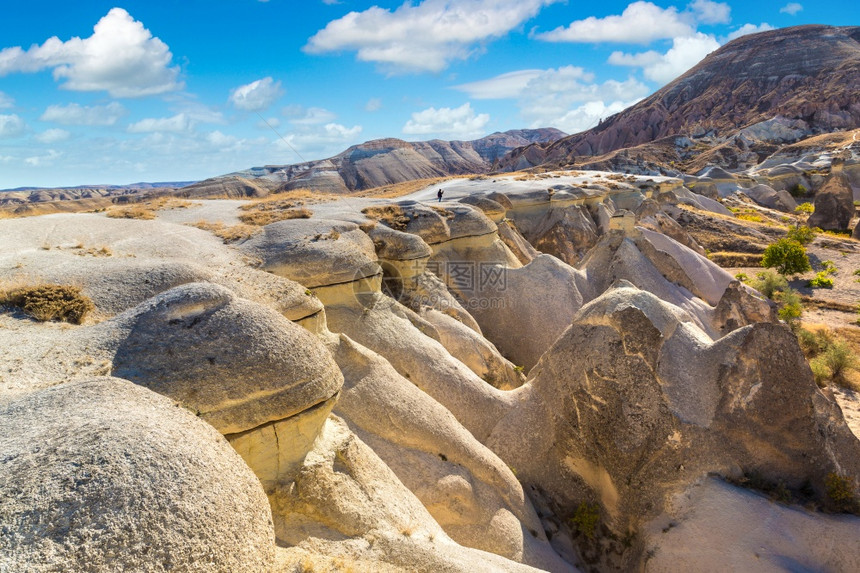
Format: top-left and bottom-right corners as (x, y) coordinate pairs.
(0, 0), (854, 188)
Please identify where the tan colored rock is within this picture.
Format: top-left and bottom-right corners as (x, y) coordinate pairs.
(240, 218), (380, 288)
(270, 416), (551, 573)
(111, 282), (343, 436)
(329, 336), (571, 570)
(488, 284), (860, 567)
(0, 377), (275, 573)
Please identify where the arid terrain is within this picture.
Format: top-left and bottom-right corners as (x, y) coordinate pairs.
(2, 24), (860, 573)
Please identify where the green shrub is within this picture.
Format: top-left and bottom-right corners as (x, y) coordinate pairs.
(797, 328), (833, 358)
(824, 472), (858, 513)
(0, 284), (94, 324)
(807, 272), (834, 288)
(821, 340), (857, 383)
(789, 183), (808, 197)
(761, 239), (811, 276)
(794, 202), (815, 214)
(776, 288), (803, 329)
(751, 270), (788, 299)
(734, 273), (750, 283)
(810, 358), (831, 387)
(571, 502), (600, 539)
(821, 260), (837, 275)
(785, 225), (816, 245)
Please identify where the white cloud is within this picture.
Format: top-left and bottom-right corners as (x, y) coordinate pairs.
(229, 77), (284, 111)
(305, 0), (559, 73)
(283, 105), (337, 125)
(536, 1), (733, 44)
(40, 102), (126, 126)
(726, 23), (775, 41)
(0, 8), (181, 97)
(609, 32), (720, 84)
(536, 1), (693, 44)
(127, 113), (193, 133)
(780, 3), (803, 15)
(365, 98), (382, 112)
(688, 0), (731, 24)
(402, 102), (490, 138)
(0, 114), (27, 138)
(275, 123), (364, 158)
(454, 69), (544, 99)
(0, 91), (13, 108)
(25, 149), (61, 167)
(516, 67), (650, 132)
(256, 117), (281, 129)
(34, 128), (71, 143)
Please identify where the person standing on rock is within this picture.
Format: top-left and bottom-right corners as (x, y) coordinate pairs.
(437, 188), (443, 202)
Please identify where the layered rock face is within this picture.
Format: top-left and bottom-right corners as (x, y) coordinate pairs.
(500, 26), (860, 170)
(223, 128), (566, 195)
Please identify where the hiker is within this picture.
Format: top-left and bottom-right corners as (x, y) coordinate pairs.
(437, 188), (443, 202)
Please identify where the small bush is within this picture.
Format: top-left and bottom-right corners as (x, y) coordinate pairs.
(789, 183), (807, 197)
(794, 202), (815, 214)
(820, 340), (857, 383)
(761, 239), (811, 276)
(797, 328), (833, 358)
(810, 358), (831, 387)
(734, 273), (750, 282)
(751, 270), (788, 299)
(776, 288), (803, 328)
(0, 284), (94, 324)
(737, 213), (763, 223)
(807, 272), (834, 288)
(821, 260), (837, 275)
(824, 472), (858, 513)
(786, 225), (816, 245)
(571, 502), (600, 539)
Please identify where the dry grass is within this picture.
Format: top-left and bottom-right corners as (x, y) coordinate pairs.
(105, 205), (157, 220)
(0, 283), (94, 324)
(73, 245), (112, 257)
(238, 206), (313, 226)
(708, 252), (764, 267)
(361, 204), (410, 231)
(190, 220), (261, 243)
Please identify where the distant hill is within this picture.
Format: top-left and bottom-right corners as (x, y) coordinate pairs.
(215, 128), (566, 194)
(499, 25), (860, 171)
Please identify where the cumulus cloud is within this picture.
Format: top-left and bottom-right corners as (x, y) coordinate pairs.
(0, 92), (13, 108)
(0, 8), (181, 97)
(127, 113), (194, 133)
(516, 67), (650, 132)
(536, 0), (732, 44)
(402, 103), (490, 138)
(0, 114), (27, 138)
(536, 1), (693, 44)
(229, 77), (284, 111)
(454, 69), (544, 99)
(305, 0), (559, 73)
(40, 102), (126, 126)
(283, 105), (337, 125)
(34, 128), (71, 143)
(609, 32), (720, 84)
(780, 3), (803, 15)
(25, 149), (62, 167)
(726, 23), (775, 41)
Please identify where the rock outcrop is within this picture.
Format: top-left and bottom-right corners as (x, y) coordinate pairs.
(500, 26), (860, 170)
(0, 378), (276, 573)
(807, 171), (855, 231)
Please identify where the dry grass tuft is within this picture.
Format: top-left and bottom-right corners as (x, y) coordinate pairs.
(105, 205), (156, 220)
(238, 206), (313, 226)
(361, 204), (410, 231)
(73, 245), (112, 257)
(190, 220), (261, 243)
(0, 283), (94, 324)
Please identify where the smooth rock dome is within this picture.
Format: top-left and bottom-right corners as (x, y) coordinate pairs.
(0, 377), (275, 573)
